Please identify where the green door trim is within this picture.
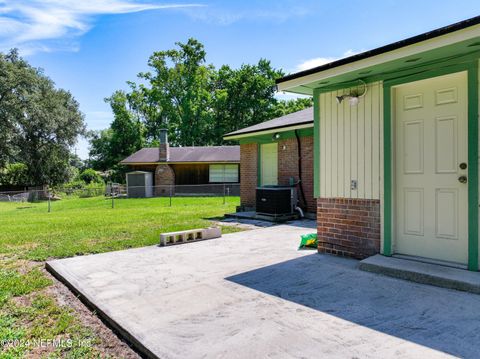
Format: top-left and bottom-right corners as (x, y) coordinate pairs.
(257, 144), (261, 187)
(383, 62), (479, 270)
(313, 88), (320, 198)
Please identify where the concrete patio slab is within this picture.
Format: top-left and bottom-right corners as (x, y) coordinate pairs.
(47, 221), (480, 358)
(359, 254), (480, 294)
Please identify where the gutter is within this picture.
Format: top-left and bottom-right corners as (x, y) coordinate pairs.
(224, 122), (313, 141)
(120, 161), (241, 165)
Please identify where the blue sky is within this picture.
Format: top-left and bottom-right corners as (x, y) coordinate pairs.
(1, 0), (479, 158)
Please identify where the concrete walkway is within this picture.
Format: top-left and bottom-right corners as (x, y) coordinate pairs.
(47, 222), (480, 358)
(360, 254), (480, 293)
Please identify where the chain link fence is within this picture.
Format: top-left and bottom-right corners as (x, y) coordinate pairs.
(0, 183), (240, 212)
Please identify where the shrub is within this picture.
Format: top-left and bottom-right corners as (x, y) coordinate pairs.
(78, 169), (103, 184)
(0, 163), (29, 186)
(78, 182), (105, 198)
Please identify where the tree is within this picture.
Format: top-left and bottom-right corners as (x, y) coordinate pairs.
(212, 59), (283, 143)
(128, 40), (284, 146)
(90, 39), (312, 170)
(107, 90), (145, 161)
(136, 38), (214, 146)
(0, 49), (85, 185)
(88, 91), (145, 172)
(0, 49), (39, 167)
(87, 129), (114, 171)
(0, 163), (29, 186)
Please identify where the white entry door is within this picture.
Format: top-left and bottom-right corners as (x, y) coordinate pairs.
(260, 143), (278, 186)
(394, 71), (468, 264)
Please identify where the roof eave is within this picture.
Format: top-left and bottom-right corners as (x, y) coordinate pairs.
(224, 122), (313, 140)
(277, 19), (480, 93)
(121, 161), (240, 165)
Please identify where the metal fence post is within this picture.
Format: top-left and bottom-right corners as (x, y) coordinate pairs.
(169, 185), (172, 207)
(48, 191), (51, 213)
(111, 186), (115, 209)
(223, 183), (226, 205)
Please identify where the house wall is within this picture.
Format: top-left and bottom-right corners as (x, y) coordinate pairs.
(155, 164), (175, 195)
(277, 136), (316, 212)
(239, 133), (316, 213)
(319, 82), (383, 199)
(239, 143), (258, 209)
(171, 164), (210, 185)
(316, 81), (384, 259)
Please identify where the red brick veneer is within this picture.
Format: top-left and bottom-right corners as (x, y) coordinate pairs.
(239, 136), (316, 213)
(239, 143), (258, 208)
(277, 136), (315, 213)
(155, 164), (175, 196)
(317, 198), (380, 258)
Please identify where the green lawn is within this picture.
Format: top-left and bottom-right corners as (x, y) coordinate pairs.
(0, 196), (240, 357)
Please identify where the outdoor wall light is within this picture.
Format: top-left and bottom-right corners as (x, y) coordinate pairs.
(272, 133), (281, 141)
(335, 79), (367, 106)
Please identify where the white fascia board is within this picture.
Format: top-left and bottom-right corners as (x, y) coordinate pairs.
(278, 25), (480, 92)
(223, 123), (313, 140)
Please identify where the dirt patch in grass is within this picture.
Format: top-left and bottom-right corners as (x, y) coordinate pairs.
(44, 267), (140, 359)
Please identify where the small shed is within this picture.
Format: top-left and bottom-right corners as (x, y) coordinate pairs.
(126, 171), (153, 198)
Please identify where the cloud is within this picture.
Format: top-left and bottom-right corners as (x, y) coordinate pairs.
(0, 0), (203, 55)
(295, 49), (362, 72)
(181, 5), (308, 25)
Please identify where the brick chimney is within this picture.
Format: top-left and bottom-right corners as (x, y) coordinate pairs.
(159, 129), (169, 162)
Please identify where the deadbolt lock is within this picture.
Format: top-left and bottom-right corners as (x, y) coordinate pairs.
(459, 162), (467, 170)
(458, 175), (468, 184)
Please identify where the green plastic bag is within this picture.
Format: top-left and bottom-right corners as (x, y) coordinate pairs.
(298, 233), (317, 250)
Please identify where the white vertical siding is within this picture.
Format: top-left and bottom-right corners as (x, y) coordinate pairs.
(319, 82), (384, 199)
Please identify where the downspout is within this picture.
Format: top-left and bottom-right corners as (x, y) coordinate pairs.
(294, 130), (307, 210)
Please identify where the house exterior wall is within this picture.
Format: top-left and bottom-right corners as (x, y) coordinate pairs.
(319, 81), (383, 199)
(277, 136), (316, 213)
(239, 134), (316, 213)
(317, 198), (380, 259)
(316, 81), (384, 258)
(155, 164), (175, 195)
(239, 143), (258, 209)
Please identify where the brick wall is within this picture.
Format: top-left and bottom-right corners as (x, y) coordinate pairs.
(277, 136), (315, 213)
(317, 198), (380, 259)
(155, 164), (175, 195)
(239, 143), (258, 208)
(239, 135), (315, 213)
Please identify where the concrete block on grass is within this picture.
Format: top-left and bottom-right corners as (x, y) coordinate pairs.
(160, 227), (221, 246)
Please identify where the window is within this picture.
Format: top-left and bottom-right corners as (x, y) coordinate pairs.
(209, 164), (239, 183)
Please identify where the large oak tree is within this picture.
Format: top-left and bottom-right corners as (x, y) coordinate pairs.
(0, 49), (85, 186)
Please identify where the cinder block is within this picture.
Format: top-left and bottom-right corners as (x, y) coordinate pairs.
(159, 227), (221, 246)
(202, 227), (221, 240)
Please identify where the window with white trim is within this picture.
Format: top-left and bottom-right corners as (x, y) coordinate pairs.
(209, 164), (239, 183)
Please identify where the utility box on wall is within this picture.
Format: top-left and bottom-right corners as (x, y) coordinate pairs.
(126, 171), (153, 198)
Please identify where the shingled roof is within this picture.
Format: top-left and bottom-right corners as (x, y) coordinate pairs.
(224, 107), (313, 139)
(120, 146), (240, 164)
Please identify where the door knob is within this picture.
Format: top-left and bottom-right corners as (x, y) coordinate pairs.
(458, 175), (468, 184)
(459, 162), (467, 170)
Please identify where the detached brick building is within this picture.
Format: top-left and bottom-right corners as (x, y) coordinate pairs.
(224, 108), (316, 214)
(121, 129), (240, 195)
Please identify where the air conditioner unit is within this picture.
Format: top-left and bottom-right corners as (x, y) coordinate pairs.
(256, 186), (298, 217)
